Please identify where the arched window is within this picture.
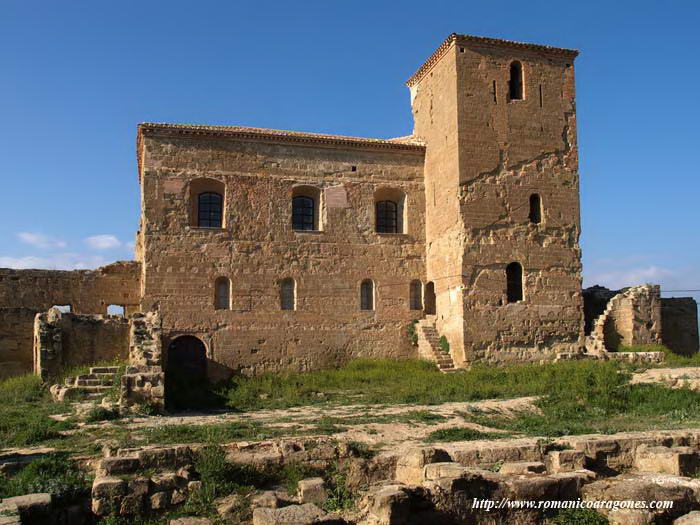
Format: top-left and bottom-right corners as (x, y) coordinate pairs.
(529, 193), (542, 224)
(409, 280), (423, 310)
(215, 277), (231, 310)
(198, 192), (223, 228)
(360, 279), (374, 311)
(506, 262), (524, 303)
(292, 196), (315, 231)
(509, 61), (524, 101)
(376, 201), (398, 233)
(280, 278), (296, 311)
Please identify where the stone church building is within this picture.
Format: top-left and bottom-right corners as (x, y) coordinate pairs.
(0, 34), (696, 385)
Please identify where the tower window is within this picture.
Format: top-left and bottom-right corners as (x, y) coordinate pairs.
(509, 61), (524, 101)
(292, 196), (315, 231)
(409, 280), (423, 310)
(198, 192), (223, 228)
(215, 277), (231, 310)
(529, 194), (542, 224)
(506, 262), (524, 303)
(280, 278), (296, 311)
(376, 201), (398, 233)
(360, 279), (374, 311)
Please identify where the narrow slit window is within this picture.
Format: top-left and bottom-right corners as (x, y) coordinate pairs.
(539, 84), (543, 107)
(529, 194), (542, 224)
(292, 196), (315, 231)
(215, 277), (231, 310)
(492, 80), (498, 104)
(506, 262), (524, 303)
(280, 278), (296, 311)
(360, 279), (374, 311)
(376, 200), (398, 233)
(198, 192), (223, 228)
(509, 61), (524, 101)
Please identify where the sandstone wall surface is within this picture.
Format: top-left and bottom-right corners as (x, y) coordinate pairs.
(34, 309), (130, 379)
(139, 131), (427, 375)
(410, 37), (583, 364)
(0, 308), (37, 378)
(661, 297), (699, 355)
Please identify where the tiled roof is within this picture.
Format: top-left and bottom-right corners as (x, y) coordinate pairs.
(406, 33), (579, 87)
(138, 123), (425, 152)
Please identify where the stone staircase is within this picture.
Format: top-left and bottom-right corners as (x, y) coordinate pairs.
(416, 316), (458, 373)
(50, 366), (120, 402)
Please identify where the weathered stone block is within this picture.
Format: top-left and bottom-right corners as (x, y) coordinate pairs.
(394, 447), (450, 484)
(98, 456), (140, 476)
(297, 477), (327, 505)
(547, 449), (586, 472)
(499, 461), (546, 475)
(150, 491), (170, 510)
(635, 446), (700, 477)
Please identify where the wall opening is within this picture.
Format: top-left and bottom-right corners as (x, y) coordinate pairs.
(292, 185), (322, 231)
(189, 178), (225, 228)
(409, 280), (423, 310)
(360, 279), (374, 311)
(165, 335), (208, 410)
(280, 278), (296, 311)
(107, 304), (125, 316)
(509, 61), (524, 101)
(374, 187), (407, 234)
(214, 277), (231, 310)
(51, 305), (71, 313)
(424, 282), (436, 315)
(529, 193), (542, 224)
(506, 262), (524, 303)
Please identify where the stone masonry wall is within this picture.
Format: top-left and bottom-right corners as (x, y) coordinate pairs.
(410, 36), (583, 365)
(0, 261), (139, 378)
(0, 308), (37, 378)
(34, 309), (130, 380)
(139, 131), (426, 375)
(661, 297), (699, 355)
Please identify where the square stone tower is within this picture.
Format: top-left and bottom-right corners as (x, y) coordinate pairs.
(409, 34), (584, 365)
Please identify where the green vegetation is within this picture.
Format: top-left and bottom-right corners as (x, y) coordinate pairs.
(0, 453), (91, 505)
(425, 427), (501, 442)
(438, 335), (450, 354)
(137, 420), (293, 445)
(85, 405), (121, 422)
(407, 320), (419, 346)
(0, 374), (74, 448)
(617, 344), (669, 353)
(322, 463), (354, 512)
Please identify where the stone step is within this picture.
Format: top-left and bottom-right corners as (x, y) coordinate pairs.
(75, 378), (113, 387)
(90, 366), (120, 374)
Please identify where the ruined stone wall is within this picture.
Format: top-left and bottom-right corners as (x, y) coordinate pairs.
(0, 261), (141, 314)
(410, 36), (583, 365)
(0, 308), (37, 378)
(34, 309), (130, 379)
(661, 297), (699, 355)
(139, 131), (426, 375)
(0, 261), (140, 378)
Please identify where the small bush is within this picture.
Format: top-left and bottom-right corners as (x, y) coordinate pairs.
(322, 464), (354, 512)
(407, 321), (419, 346)
(85, 406), (121, 423)
(438, 336), (450, 354)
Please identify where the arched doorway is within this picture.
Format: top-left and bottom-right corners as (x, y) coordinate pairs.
(424, 282), (436, 315)
(166, 335), (208, 410)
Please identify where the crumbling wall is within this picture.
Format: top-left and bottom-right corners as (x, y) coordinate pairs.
(0, 308), (38, 378)
(121, 311), (165, 412)
(585, 285), (662, 352)
(0, 261), (140, 378)
(34, 309), (130, 380)
(661, 297), (699, 355)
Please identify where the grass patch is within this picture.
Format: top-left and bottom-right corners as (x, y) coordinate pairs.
(0, 374), (74, 448)
(424, 427), (499, 442)
(137, 420), (293, 445)
(221, 358), (634, 410)
(547, 508), (609, 524)
(85, 405), (121, 423)
(0, 453), (91, 505)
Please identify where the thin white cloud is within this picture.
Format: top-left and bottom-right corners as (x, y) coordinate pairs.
(0, 253), (110, 270)
(17, 232), (66, 249)
(84, 234), (122, 250)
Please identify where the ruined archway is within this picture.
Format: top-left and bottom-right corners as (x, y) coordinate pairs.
(165, 335), (208, 410)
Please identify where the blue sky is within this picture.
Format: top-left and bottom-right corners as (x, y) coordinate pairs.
(0, 0), (698, 306)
